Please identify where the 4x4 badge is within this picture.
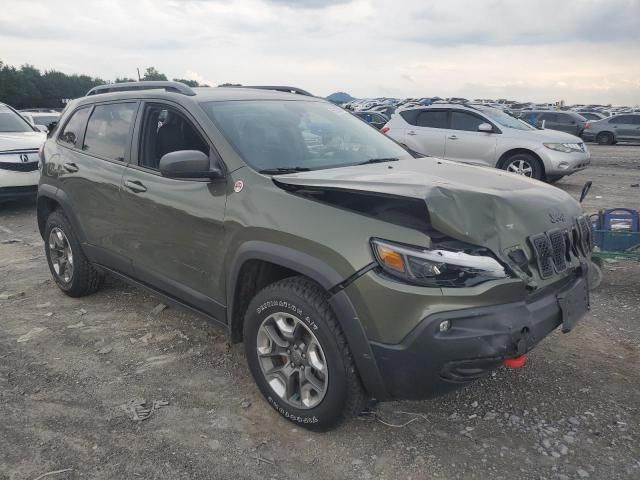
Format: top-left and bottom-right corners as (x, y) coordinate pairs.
(233, 180), (244, 193)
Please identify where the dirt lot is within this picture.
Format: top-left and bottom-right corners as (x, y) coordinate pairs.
(1, 144), (639, 480)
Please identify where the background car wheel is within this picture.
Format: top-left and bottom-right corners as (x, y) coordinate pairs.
(502, 153), (544, 180)
(546, 174), (564, 184)
(243, 276), (366, 431)
(596, 132), (614, 145)
(44, 210), (103, 297)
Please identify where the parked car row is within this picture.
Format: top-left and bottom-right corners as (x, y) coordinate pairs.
(381, 103), (591, 182)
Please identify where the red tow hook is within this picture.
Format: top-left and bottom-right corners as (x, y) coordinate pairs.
(503, 354), (527, 369)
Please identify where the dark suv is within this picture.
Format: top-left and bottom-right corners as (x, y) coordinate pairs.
(518, 110), (587, 137)
(37, 82), (591, 430)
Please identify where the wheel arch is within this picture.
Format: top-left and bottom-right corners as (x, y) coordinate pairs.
(497, 148), (544, 172)
(37, 185), (86, 243)
(227, 241), (389, 400)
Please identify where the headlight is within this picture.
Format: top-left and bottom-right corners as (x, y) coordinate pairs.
(371, 238), (507, 288)
(544, 143), (584, 153)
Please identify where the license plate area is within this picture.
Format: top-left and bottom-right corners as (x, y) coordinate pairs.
(557, 276), (590, 333)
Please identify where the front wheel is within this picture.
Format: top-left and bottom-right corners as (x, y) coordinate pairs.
(502, 153), (544, 180)
(243, 276), (366, 431)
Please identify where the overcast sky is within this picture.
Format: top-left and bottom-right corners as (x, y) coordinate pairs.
(1, 0), (639, 104)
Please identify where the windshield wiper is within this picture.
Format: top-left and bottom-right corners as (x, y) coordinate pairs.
(357, 157), (400, 165)
(259, 167), (311, 174)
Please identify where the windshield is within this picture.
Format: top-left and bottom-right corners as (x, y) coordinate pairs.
(478, 107), (536, 131)
(0, 105), (35, 133)
(200, 100), (411, 172)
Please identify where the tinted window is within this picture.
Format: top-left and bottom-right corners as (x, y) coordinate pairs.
(139, 104), (209, 170)
(610, 115), (632, 124)
(541, 113), (558, 122)
(556, 113), (575, 124)
(629, 115), (640, 125)
(399, 109), (420, 125)
(59, 107), (90, 146)
(0, 105), (35, 133)
(451, 111), (485, 131)
(416, 110), (448, 129)
(82, 103), (136, 161)
(201, 100), (411, 172)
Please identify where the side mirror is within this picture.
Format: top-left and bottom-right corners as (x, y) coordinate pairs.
(477, 123), (493, 133)
(159, 150), (223, 179)
(35, 124), (48, 133)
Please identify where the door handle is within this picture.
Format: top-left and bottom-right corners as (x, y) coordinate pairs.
(124, 179), (147, 193)
(63, 162), (79, 173)
(448, 135), (458, 140)
(407, 131), (417, 136)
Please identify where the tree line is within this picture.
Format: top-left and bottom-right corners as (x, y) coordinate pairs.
(0, 61), (217, 109)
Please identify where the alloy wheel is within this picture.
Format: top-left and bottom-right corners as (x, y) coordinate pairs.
(506, 159), (534, 177)
(48, 227), (74, 283)
(256, 312), (328, 409)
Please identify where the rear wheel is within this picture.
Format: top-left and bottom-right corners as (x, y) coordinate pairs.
(44, 210), (103, 297)
(243, 276), (366, 431)
(596, 132), (614, 145)
(502, 153), (544, 180)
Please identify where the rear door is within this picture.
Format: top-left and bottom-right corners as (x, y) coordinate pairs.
(556, 112), (581, 136)
(56, 101), (138, 274)
(117, 100), (228, 320)
(444, 110), (497, 166)
(403, 109), (448, 157)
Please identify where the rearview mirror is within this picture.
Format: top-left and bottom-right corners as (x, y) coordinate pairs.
(159, 150), (223, 179)
(477, 123), (493, 133)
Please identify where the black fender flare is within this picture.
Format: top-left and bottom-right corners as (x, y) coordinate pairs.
(37, 184), (87, 244)
(227, 241), (389, 400)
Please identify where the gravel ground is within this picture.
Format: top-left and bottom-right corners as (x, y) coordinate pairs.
(1, 144), (639, 480)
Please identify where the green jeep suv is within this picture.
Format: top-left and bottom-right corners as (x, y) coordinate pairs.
(37, 82), (591, 430)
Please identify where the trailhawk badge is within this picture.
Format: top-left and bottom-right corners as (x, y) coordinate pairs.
(548, 208), (566, 224)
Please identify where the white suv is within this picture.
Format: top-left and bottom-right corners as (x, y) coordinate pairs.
(383, 104), (591, 182)
(0, 103), (46, 200)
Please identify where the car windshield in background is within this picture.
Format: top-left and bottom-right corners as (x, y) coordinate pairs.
(0, 106), (34, 133)
(478, 107), (536, 131)
(200, 100), (411, 172)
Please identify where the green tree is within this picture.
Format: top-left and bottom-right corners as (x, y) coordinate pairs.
(115, 77), (137, 83)
(173, 78), (200, 87)
(142, 67), (167, 81)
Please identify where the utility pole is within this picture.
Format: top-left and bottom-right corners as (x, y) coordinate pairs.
(137, 68), (141, 81)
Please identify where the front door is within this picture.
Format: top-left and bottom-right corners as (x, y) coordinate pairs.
(444, 111), (497, 166)
(118, 101), (228, 320)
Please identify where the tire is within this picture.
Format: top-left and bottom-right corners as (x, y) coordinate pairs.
(596, 132), (614, 145)
(546, 174), (564, 184)
(501, 153), (544, 180)
(243, 276), (366, 431)
(588, 260), (602, 291)
(44, 209), (103, 297)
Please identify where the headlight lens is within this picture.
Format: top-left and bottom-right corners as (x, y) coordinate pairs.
(544, 143), (584, 153)
(371, 238), (507, 288)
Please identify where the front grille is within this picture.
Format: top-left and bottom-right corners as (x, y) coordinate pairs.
(528, 215), (591, 279)
(0, 161), (38, 172)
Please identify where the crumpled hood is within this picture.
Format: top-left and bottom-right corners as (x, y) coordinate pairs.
(274, 157), (583, 263)
(0, 132), (46, 153)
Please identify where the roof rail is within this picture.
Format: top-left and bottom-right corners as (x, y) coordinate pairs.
(241, 85), (314, 97)
(86, 81), (196, 97)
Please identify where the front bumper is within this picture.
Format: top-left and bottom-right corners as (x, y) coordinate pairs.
(0, 169), (40, 199)
(538, 148), (591, 176)
(368, 273), (589, 400)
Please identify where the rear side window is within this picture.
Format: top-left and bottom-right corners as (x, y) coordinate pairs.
(59, 107), (90, 146)
(82, 103), (137, 161)
(631, 115), (640, 125)
(556, 113), (575, 124)
(450, 111), (485, 131)
(416, 110), (448, 129)
(610, 115), (632, 124)
(399, 109), (420, 125)
(541, 113), (558, 122)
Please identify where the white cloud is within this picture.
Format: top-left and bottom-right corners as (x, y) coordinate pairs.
(0, 0), (639, 104)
